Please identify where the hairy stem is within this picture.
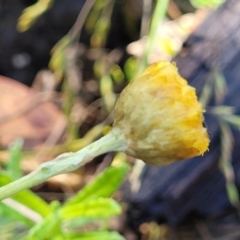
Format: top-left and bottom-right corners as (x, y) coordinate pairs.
(0, 129), (127, 201)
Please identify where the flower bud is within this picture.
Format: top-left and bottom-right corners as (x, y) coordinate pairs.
(113, 61), (209, 166)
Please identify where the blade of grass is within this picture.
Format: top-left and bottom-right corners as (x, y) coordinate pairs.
(214, 67), (227, 104)
(219, 120), (240, 208)
(6, 138), (23, 180)
(138, 0), (170, 73)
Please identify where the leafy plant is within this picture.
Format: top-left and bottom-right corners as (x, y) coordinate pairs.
(0, 141), (128, 239)
(4, 0), (234, 239)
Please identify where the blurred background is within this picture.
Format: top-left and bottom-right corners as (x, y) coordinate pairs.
(1, 0), (240, 239)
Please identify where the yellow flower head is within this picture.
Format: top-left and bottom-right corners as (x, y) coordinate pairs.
(113, 61), (209, 166)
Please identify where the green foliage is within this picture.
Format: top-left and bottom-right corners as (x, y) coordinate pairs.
(6, 0), (236, 239)
(99, 75), (116, 112)
(49, 36), (71, 82)
(110, 64), (125, 84)
(200, 68), (227, 108)
(138, 0), (170, 73)
(124, 57), (138, 82)
(190, 0), (225, 8)
(218, 121), (239, 207)
(222, 115), (240, 131)
(6, 138), (23, 180)
(200, 67), (240, 209)
(17, 0), (54, 32)
(0, 140), (52, 218)
(89, 0), (114, 48)
(66, 164), (128, 205)
(0, 149), (128, 239)
(65, 231), (125, 240)
(0, 201), (33, 227)
(61, 198), (121, 220)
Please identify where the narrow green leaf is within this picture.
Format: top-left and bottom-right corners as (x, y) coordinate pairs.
(26, 203), (62, 240)
(199, 79), (213, 108)
(138, 0), (170, 72)
(226, 182), (239, 206)
(0, 174), (51, 217)
(210, 106), (234, 116)
(190, 0), (225, 8)
(65, 165), (128, 206)
(223, 115), (240, 130)
(61, 198), (121, 220)
(49, 36), (71, 82)
(17, 0), (54, 32)
(214, 68), (227, 104)
(0, 202), (33, 227)
(124, 57), (138, 81)
(26, 215), (61, 240)
(219, 121), (240, 207)
(26, 198), (121, 239)
(6, 138), (23, 180)
(66, 231), (125, 240)
(100, 75), (116, 112)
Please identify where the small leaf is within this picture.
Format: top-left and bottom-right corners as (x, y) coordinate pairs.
(219, 121), (239, 207)
(110, 64), (125, 84)
(90, 17), (110, 48)
(17, 0), (54, 32)
(124, 57), (137, 81)
(199, 79), (213, 108)
(210, 106), (234, 116)
(0, 202), (33, 227)
(100, 75), (116, 112)
(66, 231), (125, 240)
(223, 115), (240, 131)
(6, 138), (23, 180)
(214, 68), (227, 104)
(65, 165), (128, 206)
(219, 120), (233, 164)
(85, 0), (106, 32)
(49, 36), (71, 82)
(26, 202), (62, 239)
(61, 198), (121, 220)
(226, 182), (239, 206)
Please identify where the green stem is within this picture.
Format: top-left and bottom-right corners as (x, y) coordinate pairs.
(138, 0), (170, 73)
(0, 129), (127, 201)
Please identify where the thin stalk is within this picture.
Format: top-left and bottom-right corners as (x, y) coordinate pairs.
(0, 129), (127, 201)
(68, 0), (95, 42)
(140, 0), (152, 38)
(138, 0), (170, 73)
